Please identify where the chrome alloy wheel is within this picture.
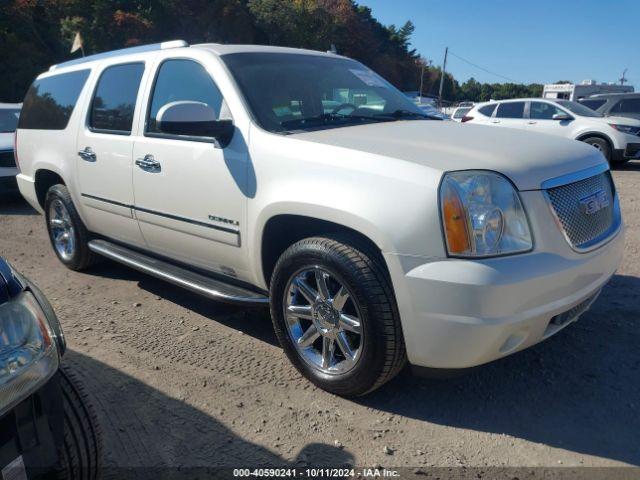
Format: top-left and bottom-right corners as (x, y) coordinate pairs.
(284, 267), (363, 375)
(590, 142), (604, 152)
(48, 199), (76, 261)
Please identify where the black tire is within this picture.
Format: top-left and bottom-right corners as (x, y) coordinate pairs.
(582, 137), (612, 163)
(44, 184), (98, 271)
(56, 366), (103, 480)
(270, 234), (406, 397)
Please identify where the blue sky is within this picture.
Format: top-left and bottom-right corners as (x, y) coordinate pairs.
(358, 0), (639, 87)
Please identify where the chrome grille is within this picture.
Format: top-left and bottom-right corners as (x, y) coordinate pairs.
(0, 150), (15, 168)
(546, 172), (617, 250)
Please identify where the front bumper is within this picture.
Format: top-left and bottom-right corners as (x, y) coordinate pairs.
(388, 223), (624, 370)
(612, 143), (640, 162)
(0, 373), (64, 479)
(0, 266), (67, 478)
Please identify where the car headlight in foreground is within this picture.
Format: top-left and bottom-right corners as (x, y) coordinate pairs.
(0, 291), (59, 416)
(609, 124), (640, 136)
(440, 170), (533, 257)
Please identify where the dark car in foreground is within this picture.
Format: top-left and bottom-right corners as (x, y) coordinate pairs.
(0, 258), (101, 479)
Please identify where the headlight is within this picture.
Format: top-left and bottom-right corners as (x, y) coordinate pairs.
(440, 171), (533, 257)
(609, 124), (640, 136)
(0, 291), (59, 416)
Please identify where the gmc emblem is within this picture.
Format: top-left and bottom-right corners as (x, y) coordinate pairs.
(579, 190), (609, 215)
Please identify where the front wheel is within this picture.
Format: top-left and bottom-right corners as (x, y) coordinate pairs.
(270, 235), (406, 397)
(582, 137), (612, 163)
(56, 366), (103, 480)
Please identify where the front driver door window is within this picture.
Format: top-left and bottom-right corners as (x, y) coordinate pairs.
(528, 101), (570, 137)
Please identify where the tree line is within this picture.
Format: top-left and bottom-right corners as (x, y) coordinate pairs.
(1, 0), (542, 103)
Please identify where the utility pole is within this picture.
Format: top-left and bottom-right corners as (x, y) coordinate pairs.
(438, 47), (448, 108)
(620, 68), (628, 86)
(417, 56), (426, 104)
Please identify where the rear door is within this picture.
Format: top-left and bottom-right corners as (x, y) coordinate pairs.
(492, 101), (527, 130)
(76, 60), (148, 247)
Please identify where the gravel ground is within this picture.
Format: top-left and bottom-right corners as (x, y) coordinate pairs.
(1, 163), (639, 478)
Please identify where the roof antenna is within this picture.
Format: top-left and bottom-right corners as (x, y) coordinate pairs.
(619, 68), (628, 86)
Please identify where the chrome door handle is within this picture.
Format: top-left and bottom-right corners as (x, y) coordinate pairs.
(78, 147), (97, 162)
(527, 121), (537, 125)
(135, 154), (161, 172)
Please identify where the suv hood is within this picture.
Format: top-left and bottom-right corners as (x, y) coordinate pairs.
(292, 121), (605, 191)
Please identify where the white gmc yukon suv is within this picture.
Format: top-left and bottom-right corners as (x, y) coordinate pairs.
(15, 41), (624, 396)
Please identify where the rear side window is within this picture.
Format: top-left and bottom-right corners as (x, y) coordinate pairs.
(18, 70), (90, 130)
(477, 104), (497, 117)
(529, 102), (565, 119)
(89, 63), (145, 134)
(614, 98), (640, 113)
(579, 99), (606, 111)
(496, 102), (525, 119)
(147, 59), (224, 135)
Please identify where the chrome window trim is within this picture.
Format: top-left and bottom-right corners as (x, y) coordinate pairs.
(540, 163), (609, 190)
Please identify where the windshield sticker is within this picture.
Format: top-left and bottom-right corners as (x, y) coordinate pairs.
(349, 69), (387, 88)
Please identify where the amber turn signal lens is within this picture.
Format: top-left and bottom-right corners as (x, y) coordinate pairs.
(441, 181), (471, 254)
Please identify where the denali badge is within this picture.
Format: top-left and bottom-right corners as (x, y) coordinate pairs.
(579, 190), (609, 215)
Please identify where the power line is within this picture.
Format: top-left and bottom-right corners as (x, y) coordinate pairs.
(447, 51), (519, 83)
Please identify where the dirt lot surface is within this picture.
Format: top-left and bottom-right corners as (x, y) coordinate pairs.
(1, 163), (639, 478)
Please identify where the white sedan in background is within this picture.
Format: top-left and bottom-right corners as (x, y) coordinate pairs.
(464, 98), (640, 164)
(0, 103), (21, 191)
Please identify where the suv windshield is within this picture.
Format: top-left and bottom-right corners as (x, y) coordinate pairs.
(0, 109), (20, 133)
(222, 52), (430, 133)
(555, 100), (603, 118)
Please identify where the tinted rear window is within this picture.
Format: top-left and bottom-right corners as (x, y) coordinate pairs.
(478, 104), (497, 117)
(90, 63), (145, 134)
(579, 99), (606, 110)
(615, 98), (640, 113)
(496, 102), (525, 119)
(19, 70), (90, 130)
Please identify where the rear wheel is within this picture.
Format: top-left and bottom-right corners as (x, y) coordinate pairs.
(270, 234), (406, 397)
(44, 184), (98, 271)
(56, 366), (102, 480)
(582, 137), (612, 163)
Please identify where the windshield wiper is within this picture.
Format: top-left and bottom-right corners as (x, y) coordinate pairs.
(375, 109), (438, 120)
(280, 113), (393, 129)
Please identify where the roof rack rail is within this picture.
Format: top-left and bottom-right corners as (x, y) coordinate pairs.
(49, 40), (189, 71)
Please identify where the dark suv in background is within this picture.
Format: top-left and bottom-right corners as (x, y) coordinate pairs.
(580, 93), (640, 121)
(0, 258), (101, 479)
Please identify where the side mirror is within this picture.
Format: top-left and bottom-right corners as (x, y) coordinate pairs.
(157, 101), (234, 146)
(552, 113), (572, 121)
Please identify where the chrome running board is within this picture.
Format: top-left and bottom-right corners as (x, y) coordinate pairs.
(88, 239), (269, 306)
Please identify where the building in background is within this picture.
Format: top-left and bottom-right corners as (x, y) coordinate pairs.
(542, 80), (633, 101)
